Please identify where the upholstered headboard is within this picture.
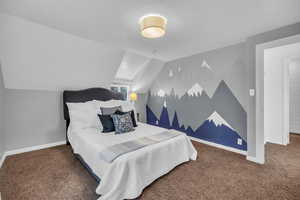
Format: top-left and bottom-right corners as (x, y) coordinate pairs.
(63, 88), (123, 144)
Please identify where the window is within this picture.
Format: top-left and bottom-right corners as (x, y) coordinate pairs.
(110, 85), (129, 100)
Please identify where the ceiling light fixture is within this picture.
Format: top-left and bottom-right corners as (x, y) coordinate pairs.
(139, 15), (167, 39)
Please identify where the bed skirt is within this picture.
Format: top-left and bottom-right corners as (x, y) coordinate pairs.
(74, 153), (101, 183)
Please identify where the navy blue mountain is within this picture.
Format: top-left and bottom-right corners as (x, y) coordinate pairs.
(146, 105), (247, 151)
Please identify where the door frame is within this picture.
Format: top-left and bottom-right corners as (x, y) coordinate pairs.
(255, 34), (300, 164)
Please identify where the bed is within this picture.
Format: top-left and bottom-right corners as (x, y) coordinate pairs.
(63, 88), (197, 200)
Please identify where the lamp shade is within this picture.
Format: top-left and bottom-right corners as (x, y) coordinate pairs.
(130, 92), (138, 101)
(140, 15), (167, 38)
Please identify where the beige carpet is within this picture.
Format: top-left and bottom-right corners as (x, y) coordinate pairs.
(1, 134), (300, 200)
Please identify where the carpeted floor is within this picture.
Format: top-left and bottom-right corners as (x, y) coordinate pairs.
(1, 134), (300, 200)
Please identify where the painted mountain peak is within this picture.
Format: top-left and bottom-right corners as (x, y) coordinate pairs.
(201, 60), (211, 70)
(211, 80), (247, 141)
(157, 89), (166, 97)
(207, 111), (234, 130)
(147, 79), (247, 151)
(146, 103), (247, 151)
(187, 83), (203, 96)
(163, 100), (167, 108)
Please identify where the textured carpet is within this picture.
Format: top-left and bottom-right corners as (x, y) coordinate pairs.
(1, 134), (300, 200)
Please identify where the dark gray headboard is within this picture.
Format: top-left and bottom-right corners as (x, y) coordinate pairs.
(63, 87), (123, 144)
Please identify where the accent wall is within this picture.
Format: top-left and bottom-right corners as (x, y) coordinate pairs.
(147, 43), (248, 151)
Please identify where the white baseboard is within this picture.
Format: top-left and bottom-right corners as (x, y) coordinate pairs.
(246, 155), (265, 164)
(0, 141), (66, 168)
(0, 153), (6, 169)
(5, 141), (66, 156)
(189, 136), (247, 155)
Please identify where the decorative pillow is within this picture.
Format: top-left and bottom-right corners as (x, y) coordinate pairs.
(111, 113), (134, 134)
(98, 114), (115, 133)
(100, 106), (122, 115)
(114, 110), (138, 127)
(67, 101), (102, 131)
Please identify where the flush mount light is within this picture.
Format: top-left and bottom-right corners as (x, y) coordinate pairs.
(139, 15), (167, 38)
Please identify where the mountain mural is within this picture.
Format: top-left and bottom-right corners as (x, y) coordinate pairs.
(187, 83), (203, 96)
(211, 80), (247, 141)
(147, 80), (247, 151)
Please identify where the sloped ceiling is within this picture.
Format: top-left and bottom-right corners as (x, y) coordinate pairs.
(0, 1), (299, 92)
(0, 0), (299, 61)
(0, 13), (124, 91)
(131, 59), (165, 93)
(115, 51), (150, 81)
(114, 51), (165, 93)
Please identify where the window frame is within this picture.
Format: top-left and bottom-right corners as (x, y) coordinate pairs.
(110, 84), (130, 101)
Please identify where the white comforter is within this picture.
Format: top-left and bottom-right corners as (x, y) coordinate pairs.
(68, 123), (197, 200)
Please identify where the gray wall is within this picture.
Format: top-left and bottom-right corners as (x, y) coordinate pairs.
(2, 89), (148, 151)
(246, 22), (300, 158)
(2, 89), (149, 151)
(4, 89), (65, 151)
(0, 65), (5, 159)
(147, 22), (300, 157)
(135, 93), (149, 123)
(147, 43), (248, 150)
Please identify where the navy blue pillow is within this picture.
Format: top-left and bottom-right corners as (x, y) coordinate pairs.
(114, 110), (138, 127)
(98, 114), (115, 133)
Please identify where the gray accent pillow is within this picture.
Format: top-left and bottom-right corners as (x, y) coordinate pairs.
(111, 113), (134, 134)
(100, 106), (122, 115)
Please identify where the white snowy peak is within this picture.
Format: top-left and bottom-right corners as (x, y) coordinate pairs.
(187, 83), (203, 96)
(163, 100), (167, 108)
(201, 60), (212, 70)
(208, 111), (233, 129)
(157, 89), (166, 97)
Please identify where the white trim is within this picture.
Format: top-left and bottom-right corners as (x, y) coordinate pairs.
(255, 34), (300, 165)
(0, 141), (66, 168)
(282, 58), (290, 146)
(5, 141), (66, 156)
(246, 155), (265, 164)
(189, 136), (247, 155)
(110, 83), (130, 101)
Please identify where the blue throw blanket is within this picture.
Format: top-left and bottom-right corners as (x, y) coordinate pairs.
(99, 131), (182, 163)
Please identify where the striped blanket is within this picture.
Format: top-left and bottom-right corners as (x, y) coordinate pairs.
(99, 131), (182, 163)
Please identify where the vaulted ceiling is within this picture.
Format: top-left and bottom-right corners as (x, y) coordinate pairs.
(1, 0), (299, 61)
(0, 13), (164, 92)
(0, 0), (299, 92)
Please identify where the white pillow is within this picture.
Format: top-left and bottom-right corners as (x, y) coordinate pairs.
(104, 100), (138, 120)
(93, 100), (124, 114)
(67, 101), (102, 131)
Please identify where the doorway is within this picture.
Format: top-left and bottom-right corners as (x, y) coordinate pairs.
(256, 34), (300, 163)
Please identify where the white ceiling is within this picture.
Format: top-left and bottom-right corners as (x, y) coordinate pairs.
(0, 0), (299, 61)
